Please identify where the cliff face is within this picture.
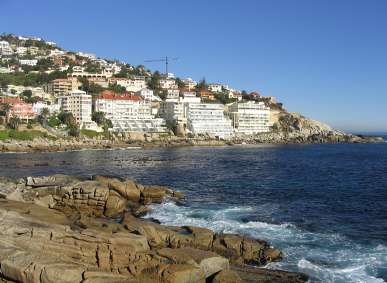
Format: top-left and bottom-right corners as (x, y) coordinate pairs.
(236, 111), (384, 144)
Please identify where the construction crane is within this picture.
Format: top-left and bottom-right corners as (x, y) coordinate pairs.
(144, 56), (178, 76)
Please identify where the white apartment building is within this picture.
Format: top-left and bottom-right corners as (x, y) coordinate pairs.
(0, 67), (13, 74)
(186, 103), (233, 139)
(16, 47), (27, 56)
(208, 83), (223, 93)
(167, 89), (180, 99)
(109, 77), (146, 92)
(68, 66), (113, 79)
(229, 101), (271, 134)
(136, 88), (161, 102)
(27, 47), (40, 56)
(160, 93), (201, 125)
(94, 91), (166, 133)
(32, 101), (60, 115)
(59, 90), (99, 130)
(76, 52), (96, 60)
(49, 49), (65, 56)
(0, 41), (13, 56)
(19, 59), (38, 66)
(182, 78), (197, 90)
(159, 78), (177, 89)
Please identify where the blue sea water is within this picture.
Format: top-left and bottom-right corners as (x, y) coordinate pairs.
(0, 143), (386, 282)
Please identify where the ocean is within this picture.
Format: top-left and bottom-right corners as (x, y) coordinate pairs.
(0, 142), (386, 282)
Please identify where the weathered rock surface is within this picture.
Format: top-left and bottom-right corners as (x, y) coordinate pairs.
(234, 111), (385, 144)
(0, 175), (308, 283)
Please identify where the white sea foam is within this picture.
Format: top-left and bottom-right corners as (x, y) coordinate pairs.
(144, 201), (387, 283)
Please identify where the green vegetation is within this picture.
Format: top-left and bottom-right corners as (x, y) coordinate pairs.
(0, 129), (49, 141)
(214, 92), (237, 105)
(175, 77), (186, 89)
(47, 116), (61, 128)
(92, 111), (113, 132)
(195, 78), (208, 91)
(147, 71), (161, 91)
(7, 116), (21, 130)
(107, 83), (126, 93)
(78, 78), (103, 95)
(57, 111), (80, 137)
(0, 71), (67, 87)
(80, 129), (99, 138)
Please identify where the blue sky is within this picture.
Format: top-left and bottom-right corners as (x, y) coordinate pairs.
(1, 0), (386, 132)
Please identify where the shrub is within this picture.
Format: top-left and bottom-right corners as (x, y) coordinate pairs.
(47, 116), (61, 128)
(81, 129), (99, 138)
(68, 125), (80, 137)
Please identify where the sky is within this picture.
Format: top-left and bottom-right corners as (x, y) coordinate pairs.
(0, 0), (386, 133)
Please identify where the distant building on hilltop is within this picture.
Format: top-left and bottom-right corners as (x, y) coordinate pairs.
(108, 77), (146, 92)
(208, 83), (223, 93)
(182, 78), (197, 90)
(0, 41), (14, 56)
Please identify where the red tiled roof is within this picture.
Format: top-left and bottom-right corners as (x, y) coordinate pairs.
(96, 90), (142, 101)
(249, 92), (261, 97)
(0, 97), (22, 104)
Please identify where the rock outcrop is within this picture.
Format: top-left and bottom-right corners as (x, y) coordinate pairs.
(234, 111), (385, 144)
(0, 175), (308, 282)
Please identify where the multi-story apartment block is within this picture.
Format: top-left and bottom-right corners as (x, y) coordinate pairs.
(0, 41), (13, 56)
(44, 78), (81, 97)
(27, 46), (40, 56)
(15, 46), (27, 56)
(228, 101), (271, 134)
(159, 92), (201, 126)
(187, 103), (233, 139)
(136, 88), (161, 102)
(108, 77), (146, 92)
(19, 59), (38, 66)
(58, 90), (98, 130)
(94, 91), (166, 133)
(68, 66), (112, 79)
(159, 78), (177, 89)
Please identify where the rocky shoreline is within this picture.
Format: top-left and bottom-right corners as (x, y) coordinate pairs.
(0, 132), (384, 153)
(0, 175), (308, 283)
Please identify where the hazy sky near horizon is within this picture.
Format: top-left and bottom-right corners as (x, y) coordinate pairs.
(1, 0), (386, 132)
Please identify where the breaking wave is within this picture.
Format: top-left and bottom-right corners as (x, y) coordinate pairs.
(144, 201), (387, 283)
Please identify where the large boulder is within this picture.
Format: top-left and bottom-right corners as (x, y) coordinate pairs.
(212, 234), (281, 265)
(211, 269), (242, 283)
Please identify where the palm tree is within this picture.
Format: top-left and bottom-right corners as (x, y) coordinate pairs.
(7, 116), (20, 130)
(41, 108), (49, 119)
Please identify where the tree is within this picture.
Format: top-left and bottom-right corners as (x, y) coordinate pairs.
(57, 111), (76, 126)
(108, 83), (126, 93)
(92, 111), (106, 125)
(38, 108), (50, 126)
(147, 71), (161, 90)
(21, 89), (32, 99)
(78, 78), (103, 94)
(0, 103), (11, 116)
(68, 124), (80, 137)
(175, 78), (186, 89)
(241, 90), (249, 100)
(196, 78), (208, 91)
(7, 116), (21, 130)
